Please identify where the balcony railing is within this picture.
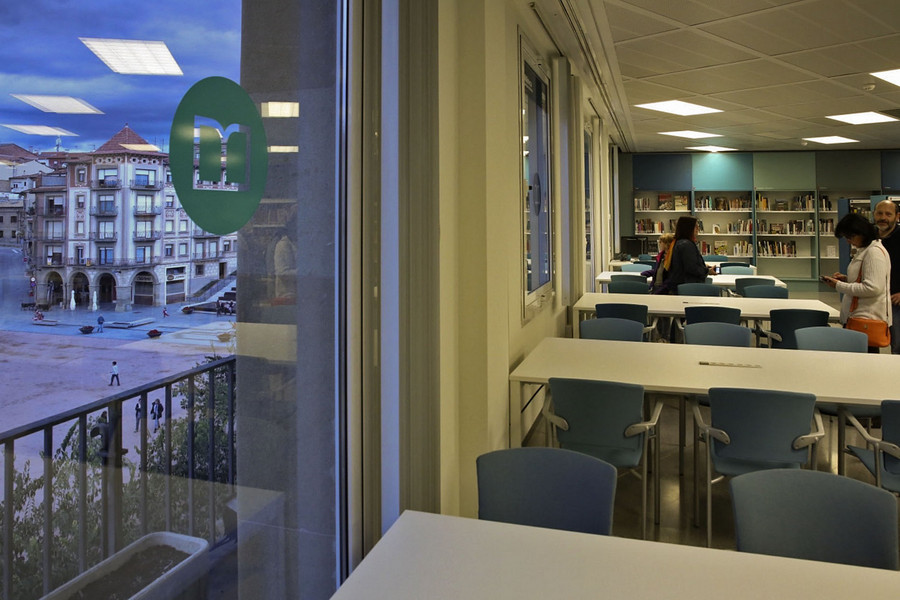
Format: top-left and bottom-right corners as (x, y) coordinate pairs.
(134, 206), (162, 216)
(0, 357), (236, 599)
(133, 230), (161, 241)
(90, 205), (118, 217)
(90, 232), (118, 242)
(130, 179), (163, 191)
(39, 206), (65, 217)
(192, 252), (221, 261)
(91, 178), (122, 189)
(193, 228), (219, 238)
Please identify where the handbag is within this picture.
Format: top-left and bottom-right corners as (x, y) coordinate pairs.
(846, 248), (891, 347)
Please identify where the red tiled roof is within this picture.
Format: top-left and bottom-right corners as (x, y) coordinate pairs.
(0, 143), (39, 162)
(94, 125), (164, 155)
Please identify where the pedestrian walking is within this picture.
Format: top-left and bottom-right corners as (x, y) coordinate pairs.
(163, 306), (169, 318)
(109, 361), (120, 386)
(134, 399), (142, 432)
(96, 314), (104, 332)
(150, 399), (164, 432)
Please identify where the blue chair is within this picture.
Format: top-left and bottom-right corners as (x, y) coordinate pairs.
(621, 263), (648, 272)
(607, 280), (650, 294)
(609, 273), (648, 283)
(734, 277), (775, 297)
(579, 317), (644, 341)
(718, 262), (750, 269)
(693, 387), (824, 546)
(742, 284), (788, 299)
(594, 302), (655, 339)
(545, 378), (662, 539)
(758, 309), (830, 349)
(684, 305), (741, 325)
(847, 400), (900, 493)
(634, 260), (656, 267)
(704, 254), (728, 263)
(476, 447), (617, 535)
(684, 322), (752, 347)
(720, 265), (754, 274)
(731, 469), (899, 570)
(677, 283), (720, 297)
(638, 254), (655, 262)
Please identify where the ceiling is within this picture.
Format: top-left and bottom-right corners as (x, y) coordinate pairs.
(537, 0), (900, 153)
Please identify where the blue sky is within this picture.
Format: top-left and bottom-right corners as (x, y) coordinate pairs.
(0, 0), (241, 154)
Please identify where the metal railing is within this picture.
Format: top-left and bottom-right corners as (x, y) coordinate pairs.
(0, 356), (236, 599)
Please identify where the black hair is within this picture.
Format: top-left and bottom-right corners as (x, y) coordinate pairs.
(673, 215), (698, 241)
(834, 212), (877, 246)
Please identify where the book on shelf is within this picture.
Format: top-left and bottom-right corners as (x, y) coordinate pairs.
(714, 240), (728, 255)
(756, 193), (768, 211)
(668, 219), (677, 232)
(634, 196), (651, 210)
(674, 194), (689, 210)
(819, 195), (832, 211)
(774, 199), (788, 211)
(819, 218), (834, 233)
(714, 196), (728, 210)
(658, 193), (674, 210)
(730, 196), (749, 210)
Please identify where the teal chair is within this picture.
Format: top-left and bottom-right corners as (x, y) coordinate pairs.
(638, 253), (655, 262)
(720, 265), (754, 274)
(621, 262), (648, 272)
(608, 280), (650, 294)
(545, 378), (662, 539)
(796, 326), (871, 475)
(684, 322), (752, 347)
(758, 309), (830, 349)
(634, 260), (656, 267)
(693, 387), (824, 546)
(677, 282), (720, 296)
(704, 254), (728, 263)
(476, 447), (617, 535)
(579, 317), (644, 341)
(594, 302), (656, 339)
(684, 305), (741, 325)
(731, 469), (899, 570)
(742, 284), (788, 299)
(610, 273), (648, 283)
(847, 400), (900, 493)
(734, 277), (775, 296)
(718, 262), (750, 269)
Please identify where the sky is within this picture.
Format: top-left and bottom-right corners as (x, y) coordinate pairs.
(0, 0), (241, 154)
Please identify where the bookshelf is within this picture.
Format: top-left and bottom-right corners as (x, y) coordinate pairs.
(693, 192), (753, 258)
(754, 191), (817, 279)
(633, 191), (691, 236)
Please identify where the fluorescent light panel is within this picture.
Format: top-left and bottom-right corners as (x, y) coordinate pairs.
(826, 112), (897, 125)
(635, 100), (721, 116)
(121, 143), (161, 152)
(659, 130), (721, 139)
(1, 124), (77, 136)
(803, 136), (858, 144)
(11, 94), (102, 114)
(871, 69), (900, 88)
(80, 38), (183, 75)
(261, 102), (299, 118)
(268, 145), (299, 153)
(685, 145), (736, 152)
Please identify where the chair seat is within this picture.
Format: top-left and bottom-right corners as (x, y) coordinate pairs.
(563, 442), (642, 470)
(712, 456), (803, 478)
(847, 446), (900, 493)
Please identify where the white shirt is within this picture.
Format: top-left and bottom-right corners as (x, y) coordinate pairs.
(835, 239), (891, 325)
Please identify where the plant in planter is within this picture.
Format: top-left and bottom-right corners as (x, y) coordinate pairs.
(147, 329), (162, 338)
(79, 325), (94, 334)
(181, 306), (194, 314)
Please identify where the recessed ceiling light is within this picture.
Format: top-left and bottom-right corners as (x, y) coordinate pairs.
(0, 124), (77, 136)
(80, 38), (183, 75)
(11, 94), (103, 114)
(685, 145), (736, 152)
(826, 112), (897, 125)
(659, 130), (721, 139)
(802, 136), (859, 144)
(635, 101), (721, 116)
(261, 102), (300, 118)
(871, 69), (900, 88)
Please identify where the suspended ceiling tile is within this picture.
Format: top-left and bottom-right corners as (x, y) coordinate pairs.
(612, 0), (800, 26)
(603, 2), (675, 43)
(616, 29), (757, 72)
(646, 59), (812, 95)
(780, 38), (900, 77)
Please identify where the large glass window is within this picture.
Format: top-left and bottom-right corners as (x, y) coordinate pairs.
(521, 40), (552, 300)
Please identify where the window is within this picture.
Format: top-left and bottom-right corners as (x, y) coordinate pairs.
(0, 231), (4, 238)
(0, 216), (3, 223)
(98, 248), (113, 265)
(136, 194), (154, 213)
(223, 240), (231, 252)
(164, 244), (174, 257)
(136, 246), (150, 263)
(98, 167), (117, 183)
(76, 221), (84, 236)
(210, 241), (218, 257)
(9, 216), (15, 223)
(76, 194), (85, 208)
(46, 221), (63, 239)
(166, 195), (175, 208)
(179, 220), (188, 232)
(165, 220), (175, 233)
(135, 168), (155, 186)
(195, 264), (205, 276)
(521, 39), (553, 304)
(47, 196), (64, 215)
(98, 194), (115, 215)
(135, 220), (153, 237)
(178, 242), (188, 256)
(76, 167), (86, 183)
(98, 221), (115, 240)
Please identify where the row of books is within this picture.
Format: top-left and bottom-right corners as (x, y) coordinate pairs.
(698, 240), (753, 256)
(757, 219), (815, 234)
(635, 219), (674, 233)
(698, 219), (753, 234)
(819, 218), (835, 233)
(635, 194), (690, 211)
(757, 240), (799, 257)
(694, 195), (751, 211)
(756, 193), (816, 211)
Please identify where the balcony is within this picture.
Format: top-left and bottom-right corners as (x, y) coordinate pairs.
(92, 257), (161, 268)
(192, 252), (221, 261)
(0, 357), (237, 599)
(134, 205), (162, 216)
(36, 233), (66, 242)
(90, 231), (118, 243)
(133, 230), (161, 241)
(193, 228), (219, 238)
(90, 205), (119, 217)
(91, 177), (122, 189)
(39, 206), (66, 217)
(130, 178), (163, 191)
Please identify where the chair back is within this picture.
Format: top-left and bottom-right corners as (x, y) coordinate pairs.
(594, 302), (648, 325)
(677, 283), (720, 296)
(708, 387), (815, 466)
(731, 469), (899, 570)
(634, 260), (656, 267)
(607, 280), (650, 294)
(742, 285), (788, 299)
(548, 378), (645, 468)
(579, 317), (644, 341)
(718, 262), (750, 269)
(703, 254), (728, 263)
(638, 254), (655, 262)
(769, 309), (830, 349)
(476, 447), (616, 535)
(620, 263), (648, 272)
(684, 305), (741, 325)
(795, 326), (867, 353)
(610, 273), (648, 283)
(734, 277), (775, 296)
(720, 265), (754, 274)
(883, 400), (900, 474)
(684, 322), (752, 347)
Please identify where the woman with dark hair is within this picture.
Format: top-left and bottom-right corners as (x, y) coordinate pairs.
(662, 216), (714, 294)
(821, 213), (891, 352)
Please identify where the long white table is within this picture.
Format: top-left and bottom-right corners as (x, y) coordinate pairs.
(332, 511), (900, 599)
(509, 337), (891, 446)
(595, 271), (784, 291)
(574, 292), (839, 337)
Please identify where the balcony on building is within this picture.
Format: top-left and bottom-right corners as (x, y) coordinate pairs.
(40, 203), (65, 217)
(133, 230), (161, 241)
(134, 205), (162, 216)
(193, 227), (219, 238)
(91, 177), (122, 190)
(44, 254), (64, 266)
(90, 231), (118, 243)
(130, 176), (164, 191)
(192, 251), (220, 261)
(90, 203), (119, 217)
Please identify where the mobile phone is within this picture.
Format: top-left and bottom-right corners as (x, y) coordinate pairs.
(819, 275), (829, 282)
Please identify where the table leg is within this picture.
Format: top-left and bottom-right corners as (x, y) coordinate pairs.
(509, 380), (523, 448)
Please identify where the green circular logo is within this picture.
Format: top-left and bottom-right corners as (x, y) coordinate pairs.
(169, 77), (268, 235)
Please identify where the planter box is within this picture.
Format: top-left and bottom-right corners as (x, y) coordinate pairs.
(44, 532), (209, 600)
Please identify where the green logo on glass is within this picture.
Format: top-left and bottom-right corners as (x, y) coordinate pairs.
(169, 77), (268, 235)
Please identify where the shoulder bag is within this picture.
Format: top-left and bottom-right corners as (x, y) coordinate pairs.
(845, 246), (890, 347)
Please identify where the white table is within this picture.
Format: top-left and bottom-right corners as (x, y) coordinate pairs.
(574, 292), (839, 337)
(332, 511), (900, 599)
(595, 271), (783, 291)
(508, 337), (891, 446)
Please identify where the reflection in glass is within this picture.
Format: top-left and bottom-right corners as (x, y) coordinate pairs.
(523, 61), (551, 294)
